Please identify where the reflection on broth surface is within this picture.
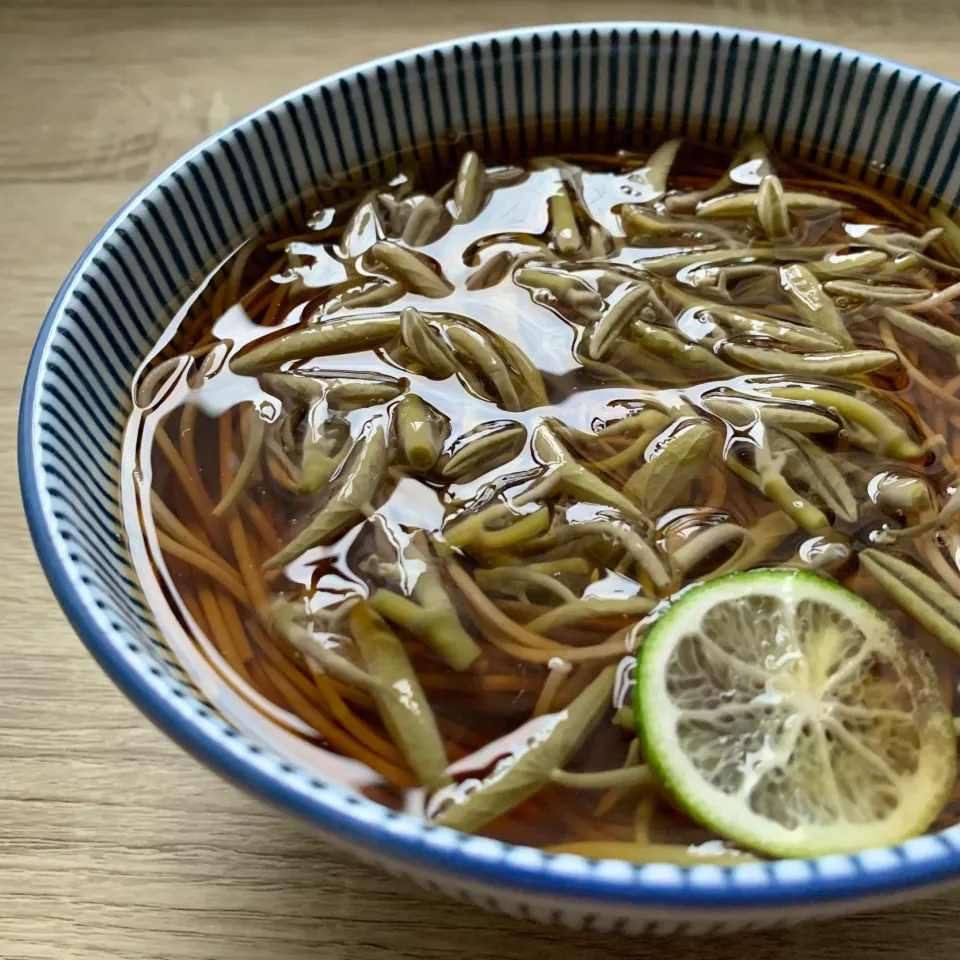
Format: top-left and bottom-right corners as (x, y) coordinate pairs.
(122, 138), (960, 861)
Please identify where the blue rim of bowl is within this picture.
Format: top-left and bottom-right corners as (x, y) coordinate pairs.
(19, 23), (960, 912)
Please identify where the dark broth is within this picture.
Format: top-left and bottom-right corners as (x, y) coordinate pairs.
(122, 139), (960, 858)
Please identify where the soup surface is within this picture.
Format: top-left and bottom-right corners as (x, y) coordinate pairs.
(122, 138), (960, 862)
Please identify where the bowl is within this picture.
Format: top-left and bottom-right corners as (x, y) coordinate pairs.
(20, 23), (960, 933)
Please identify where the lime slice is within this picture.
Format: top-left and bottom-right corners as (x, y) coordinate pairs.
(636, 569), (957, 858)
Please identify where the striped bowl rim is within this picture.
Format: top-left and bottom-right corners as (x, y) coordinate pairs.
(19, 23), (960, 916)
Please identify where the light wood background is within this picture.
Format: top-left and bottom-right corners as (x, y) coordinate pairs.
(4, 2), (960, 957)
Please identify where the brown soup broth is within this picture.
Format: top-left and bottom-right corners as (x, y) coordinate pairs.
(122, 138), (960, 855)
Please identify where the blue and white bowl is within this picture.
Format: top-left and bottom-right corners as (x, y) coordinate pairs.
(19, 24), (960, 932)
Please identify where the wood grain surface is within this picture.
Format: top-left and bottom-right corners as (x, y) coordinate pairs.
(4, 2), (960, 957)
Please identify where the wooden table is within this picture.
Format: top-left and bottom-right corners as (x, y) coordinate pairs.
(4, 2), (960, 956)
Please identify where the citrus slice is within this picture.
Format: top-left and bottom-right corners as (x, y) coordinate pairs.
(636, 569), (957, 858)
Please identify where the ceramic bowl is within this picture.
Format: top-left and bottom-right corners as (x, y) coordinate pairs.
(20, 23), (960, 933)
